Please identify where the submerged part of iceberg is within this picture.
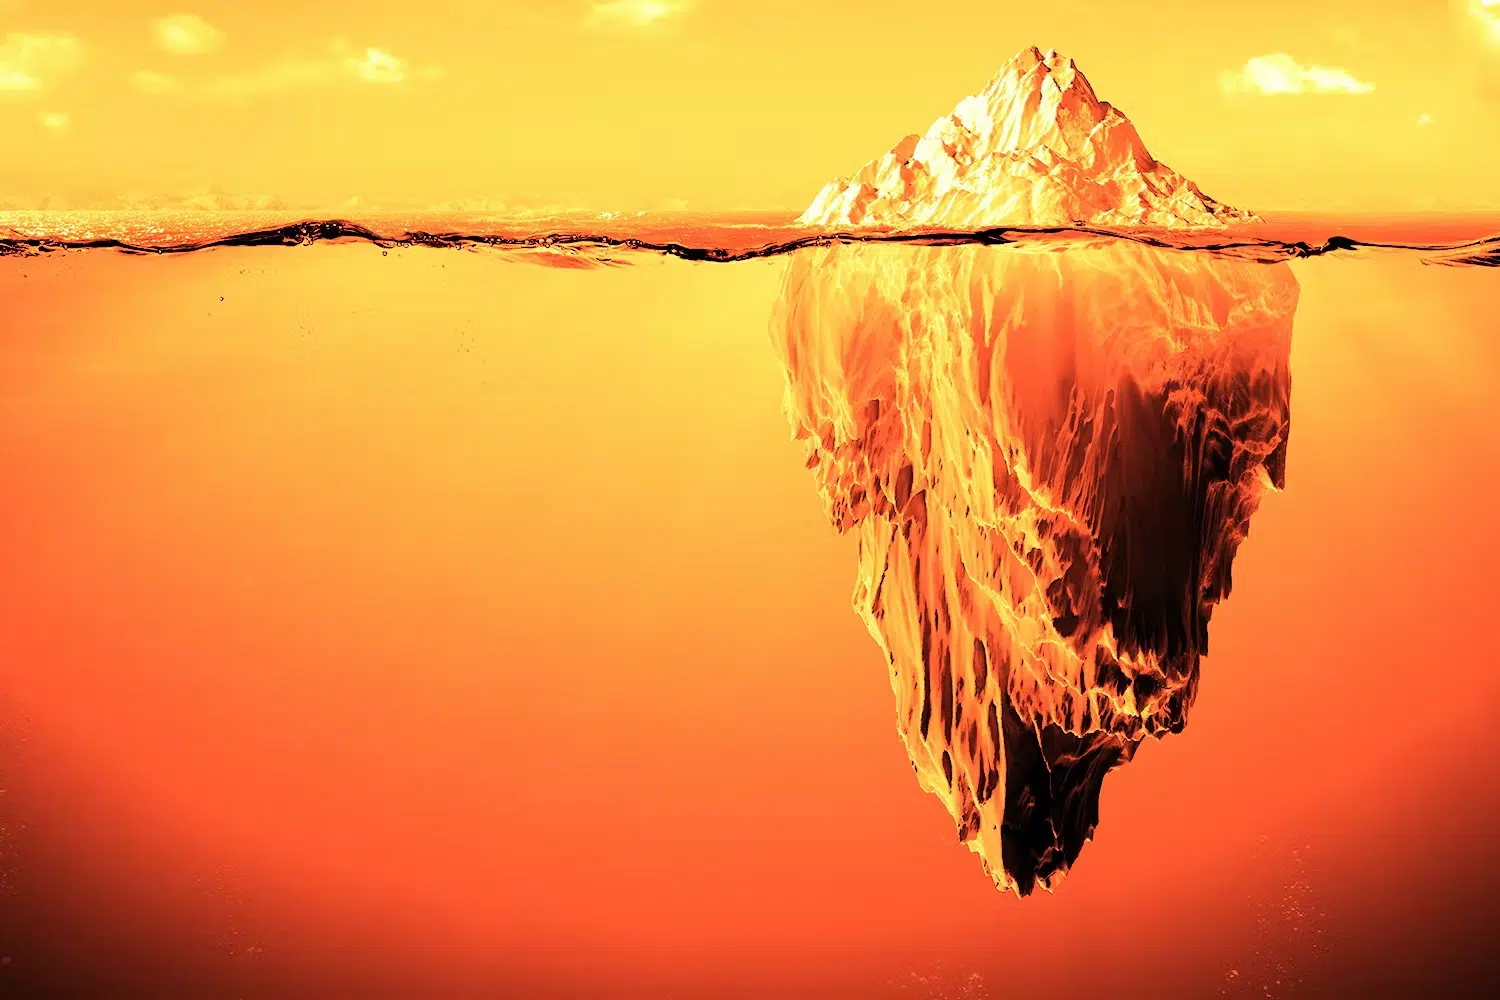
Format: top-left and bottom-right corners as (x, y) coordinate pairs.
(799, 47), (1257, 231)
(772, 241), (1297, 894)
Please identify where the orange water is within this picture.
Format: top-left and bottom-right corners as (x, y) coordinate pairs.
(1, 229), (1498, 998)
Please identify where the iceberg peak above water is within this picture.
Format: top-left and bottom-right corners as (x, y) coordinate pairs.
(799, 46), (1258, 231)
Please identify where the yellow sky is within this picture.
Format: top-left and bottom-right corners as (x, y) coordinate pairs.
(3, 0), (1500, 213)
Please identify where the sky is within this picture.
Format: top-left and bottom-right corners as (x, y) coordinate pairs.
(2, 0), (1500, 212)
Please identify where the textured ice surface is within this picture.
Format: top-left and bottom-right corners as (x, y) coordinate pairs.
(772, 241), (1297, 894)
(800, 47), (1256, 231)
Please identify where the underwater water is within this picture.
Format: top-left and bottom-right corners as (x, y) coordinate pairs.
(1, 214), (1499, 999)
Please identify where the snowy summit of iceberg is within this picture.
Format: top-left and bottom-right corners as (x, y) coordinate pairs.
(800, 46), (1257, 230)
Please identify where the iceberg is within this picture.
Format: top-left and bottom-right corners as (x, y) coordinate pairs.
(799, 47), (1257, 231)
(772, 238), (1297, 894)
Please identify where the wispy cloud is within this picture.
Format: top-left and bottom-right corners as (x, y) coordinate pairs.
(38, 109), (69, 131)
(1221, 53), (1375, 96)
(1472, 0), (1500, 46)
(131, 41), (428, 103)
(585, 0), (693, 29)
(0, 31), (83, 93)
(347, 46), (405, 84)
(1417, 112), (1434, 127)
(154, 13), (223, 55)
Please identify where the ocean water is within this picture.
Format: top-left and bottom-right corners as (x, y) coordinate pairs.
(1, 213), (1498, 999)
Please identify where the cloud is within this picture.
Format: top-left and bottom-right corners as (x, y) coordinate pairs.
(154, 13), (223, 55)
(38, 109), (69, 131)
(346, 47), (405, 84)
(1221, 53), (1375, 96)
(1472, 0), (1500, 45)
(132, 41), (425, 102)
(1417, 112), (1434, 127)
(0, 31), (84, 93)
(585, 0), (693, 29)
